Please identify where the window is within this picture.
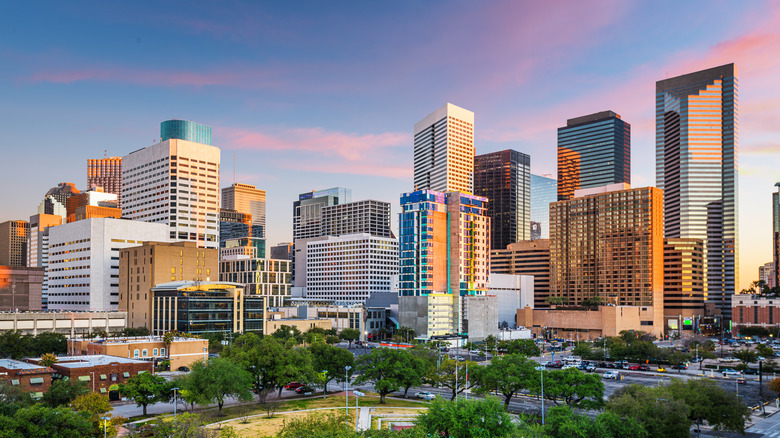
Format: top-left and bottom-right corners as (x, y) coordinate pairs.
(100, 374), (107, 380)
(123, 372), (131, 378)
(30, 377), (45, 385)
(142, 349), (148, 357)
(161, 348), (166, 356)
(134, 349), (140, 358)
(153, 348), (158, 356)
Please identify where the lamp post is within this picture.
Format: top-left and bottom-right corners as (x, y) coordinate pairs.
(322, 370), (328, 397)
(354, 390), (365, 431)
(345, 365), (351, 417)
(540, 365), (545, 425)
(171, 387), (180, 421)
(364, 332), (368, 354)
(90, 371), (95, 392)
(100, 416), (110, 438)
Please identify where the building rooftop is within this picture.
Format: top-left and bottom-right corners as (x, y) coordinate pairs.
(0, 359), (52, 371)
(72, 336), (207, 344)
(42, 354), (149, 369)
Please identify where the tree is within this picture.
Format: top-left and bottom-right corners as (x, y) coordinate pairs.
(39, 353), (58, 367)
(507, 339), (541, 357)
(3, 404), (94, 438)
(119, 372), (172, 416)
(546, 405), (648, 438)
(325, 335), (341, 345)
(353, 348), (404, 404)
(309, 342), (355, 394)
(31, 332), (67, 356)
(0, 382), (34, 417)
(70, 392), (124, 437)
(769, 377), (780, 394)
(606, 383), (691, 437)
(396, 326), (415, 343)
(270, 346), (316, 396)
(395, 350), (427, 398)
(434, 358), (475, 401)
(187, 358), (253, 416)
(339, 328), (361, 347)
(471, 354), (536, 408)
(483, 335), (498, 355)
(538, 368), (604, 409)
(256, 388), (285, 419)
(667, 378), (751, 434)
(757, 343), (775, 358)
(738, 326), (769, 338)
(272, 325), (303, 343)
(416, 396), (516, 438)
(43, 378), (89, 407)
(733, 348), (759, 365)
(122, 326), (150, 337)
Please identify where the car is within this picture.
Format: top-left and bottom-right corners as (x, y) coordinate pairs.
(470, 349), (481, 355)
(656, 366), (667, 373)
(295, 386), (314, 394)
(627, 363), (641, 371)
(284, 382), (305, 390)
(457, 356), (466, 362)
(540, 361), (552, 367)
(744, 368), (760, 375)
(551, 360), (563, 368)
(585, 364), (597, 372)
(562, 364), (577, 370)
(737, 378), (747, 384)
(603, 371), (619, 379)
(416, 391), (436, 401)
(722, 369), (742, 377)
(638, 365), (650, 371)
(177, 366), (190, 372)
(671, 364), (688, 370)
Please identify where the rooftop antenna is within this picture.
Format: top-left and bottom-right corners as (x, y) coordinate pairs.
(104, 149), (107, 158)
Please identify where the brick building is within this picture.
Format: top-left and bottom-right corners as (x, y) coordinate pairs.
(733, 295), (780, 329)
(67, 336), (209, 370)
(0, 359), (54, 398)
(30, 354), (153, 399)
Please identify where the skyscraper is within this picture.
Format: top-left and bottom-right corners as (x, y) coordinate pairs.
(28, 213), (61, 309)
(664, 238), (706, 333)
(39, 183), (80, 222)
(474, 149), (531, 249)
(87, 157), (122, 206)
(656, 64), (738, 320)
(557, 111), (630, 201)
(160, 119), (212, 145)
(122, 121), (221, 248)
(292, 187), (351, 282)
(222, 183), (266, 238)
(413, 103), (475, 194)
(0, 220), (29, 267)
(530, 174), (557, 240)
(773, 183), (780, 291)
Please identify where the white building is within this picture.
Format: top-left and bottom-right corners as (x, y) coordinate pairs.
(413, 103), (475, 193)
(122, 134), (220, 248)
(304, 233), (398, 303)
(488, 273), (534, 328)
(47, 218), (168, 311)
(28, 214), (62, 308)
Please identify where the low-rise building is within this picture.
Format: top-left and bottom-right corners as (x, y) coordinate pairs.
(488, 273), (534, 328)
(733, 295), (780, 329)
(30, 354), (153, 399)
(0, 266), (44, 311)
(264, 313), (332, 334)
(0, 359), (54, 397)
(517, 305), (660, 340)
(67, 336), (209, 371)
(0, 310), (127, 336)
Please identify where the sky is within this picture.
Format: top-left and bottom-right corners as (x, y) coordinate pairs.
(1, 0), (779, 291)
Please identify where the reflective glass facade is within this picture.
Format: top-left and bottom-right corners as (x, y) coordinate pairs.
(474, 149), (530, 249)
(530, 174), (557, 240)
(557, 111), (630, 201)
(656, 64), (738, 320)
(160, 120), (212, 145)
(664, 238), (706, 332)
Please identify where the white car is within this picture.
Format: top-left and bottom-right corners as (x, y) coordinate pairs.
(722, 369), (742, 377)
(416, 391), (436, 401)
(562, 364), (578, 370)
(603, 371), (619, 379)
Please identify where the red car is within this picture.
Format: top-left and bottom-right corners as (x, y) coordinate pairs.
(284, 382), (304, 390)
(628, 363), (641, 371)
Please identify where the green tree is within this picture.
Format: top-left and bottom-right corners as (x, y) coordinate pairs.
(435, 358), (475, 401)
(572, 342), (592, 359)
(416, 396), (516, 438)
(471, 354), (536, 408)
(395, 350), (427, 398)
(31, 332), (67, 356)
(4, 405), (94, 438)
(0, 382), (34, 417)
(121, 326), (150, 337)
(606, 383), (691, 437)
(757, 343), (775, 358)
(738, 326), (769, 338)
(506, 339), (541, 357)
(187, 358), (253, 415)
(325, 335), (341, 345)
(70, 392), (123, 437)
(309, 342), (354, 395)
(353, 348), (404, 404)
(545, 405), (648, 438)
(733, 348), (759, 365)
(222, 332), (267, 398)
(538, 368), (604, 409)
(270, 345), (316, 396)
(667, 378), (751, 434)
(483, 335), (498, 355)
(272, 325), (303, 343)
(339, 328), (361, 347)
(39, 352), (58, 367)
(119, 372), (172, 416)
(0, 331), (31, 359)
(396, 326), (415, 343)
(43, 378), (89, 408)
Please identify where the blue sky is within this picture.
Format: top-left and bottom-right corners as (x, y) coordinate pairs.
(2, 1), (779, 290)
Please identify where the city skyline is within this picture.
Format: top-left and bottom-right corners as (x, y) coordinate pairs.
(2, 1), (780, 290)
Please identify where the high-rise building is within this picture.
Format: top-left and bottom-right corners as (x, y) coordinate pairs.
(550, 184), (664, 331)
(656, 64), (738, 320)
(292, 187), (351, 281)
(160, 119), (212, 145)
(413, 103), (475, 194)
(219, 209), (264, 258)
(119, 241), (217, 330)
(87, 157), (122, 206)
(122, 121), (220, 248)
(28, 214), (62, 309)
(270, 242), (293, 261)
(322, 200), (393, 238)
(557, 111), (630, 201)
(220, 257), (291, 307)
(222, 183), (266, 237)
(66, 188), (120, 223)
(39, 183), (80, 222)
(474, 149), (531, 249)
(491, 240), (551, 309)
(530, 174), (557, 240)
(664, 238), (706, 333)
(397, 190), (490, 337)
(47, 218), (168, 311)
(759, 262), (774, 290)
(0, 220), (29, 267)
(773, 183), (780, 291)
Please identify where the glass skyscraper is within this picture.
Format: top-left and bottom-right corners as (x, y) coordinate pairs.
(474, 149), (530, 249)
(161, 120), (212, 145)
(530, 174), (557, 240)
(773, 183), (779, 292)
(557, 111), (630, 201)
(656, 63), (738, 321)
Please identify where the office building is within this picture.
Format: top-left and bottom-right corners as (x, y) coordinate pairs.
(774, 183), (780, 291)
(270, 242), (293, 261)
(0, 266), (43, 311)
(322, 200), (393, 238)
(301, 233), (398, 303)
(491, 240), (551, 309)
(488, 273), (534, 328)
(47, 218), (168, 311)
(557, 111), (630, 201)
(530, 174), (557, 240)
(119, 241), (218, 330)
(292, 187), (351, 281)
(0, 220), (29, 267)
(151, 281), (265, 335)
(87, 157), (122, 206)
(66, 188), (120, 223)
(656, 64), (738, 320)
(733, 295), (780, 329)
(219, 209), (264, 258)
(664, 238), (706, 333)
(759, 262), (774, 289)
(398, 190), (490, 338)
(220, 256), (291, 307)
(160, 119), (212, 145)
(474, 149), (531, 249)
(39, 183), (80, 221)
(413, 103), (475, 193)
(222, 183), (266, 237)
(549, 184), (664, 334)
(122, 121), (220, 248)
(28, 214), (62, 308)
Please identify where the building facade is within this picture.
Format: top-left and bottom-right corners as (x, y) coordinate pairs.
(122, 122), (220, 248)
(398, 190), (489, 338)
(39, 183), (80, 221)
(219, 209), (264, 257)
(664, 238), (706, 333)
(733, 295), (780, 329)
(28, 213), (61, 308)
(65, 188), (120, 223)
(222, 183), (266, 236)
(656, 64), (738, 320)
(119, 241), (218, 330)
(774, 183), (780, 291)
(160, 119), (212, 145)
(0, 359), (54, 397)
(47, 218), (168, 311)
(0, 220), (29, 267)
(474, 149), (531, 249)
(39, 355), (153, 398)
(220, 256), (292, 307)
(0, 311), (127, 336)
(487, 273), (534, 328)
(549, 184), (664, 332)
(68, 336), (209, 371)
(490, 240), (551, 309)
(557, 111), (630, 201)
(530, 174), (557, 240)
(87, 157), (122, 206)
(413, 103), (475, 194)
(322, 200), (393, 238)
(270, 242), (293, 261)
(0, 266), (43, 311)
(760, 262), (774, 290)
(292, 187), (351, 282)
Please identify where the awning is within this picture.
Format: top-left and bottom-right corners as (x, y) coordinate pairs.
(388, 316), (400, 329)
(78, 375), (90, 382)
(30, 377), (44, 385)
(11, 379), (19, 386)
(109, 384), (119, 391)
(138, 370), (148, 374)
(100, 388), (107, 394)
(100, 374), (107, 380)
(31, 392), (43, 399)
(122, 372), (130, 378)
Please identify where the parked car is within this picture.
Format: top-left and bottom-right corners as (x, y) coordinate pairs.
(585, 364), (597, 372)
(743, 368), (760, 375)
(671, 364), (688, 370)
(416, 391), (436, 401)
(737, 378), (747, 385)
(295, 386), (314, 394)
(285, 382), (305, 390)
(470, 349), (481, 355)
(657, 366), (667, 373)
(562, 364), (578, 370)
(540, 361), (552, 367)
(603, 371), (619, 380)
(722, 369), (742, 377)
(177, 366), (190, 372)
(638, 365), (650, 371)
(627, 363), (641, 371)
(551, 360), (563, 368)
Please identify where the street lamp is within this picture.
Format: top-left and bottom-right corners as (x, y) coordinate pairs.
(90, 371), (95, 392)
(354, 390), (365, 431)
(345, 366), (352, 417)
(322, 370), (328, 397)
(171, 387), (180, 421)
(100, 416), (110, 438)
(364, 332), (368, 354)
(540, 365), (546, 425)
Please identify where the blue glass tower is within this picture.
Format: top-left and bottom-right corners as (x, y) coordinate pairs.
(530, 174), (557, 240)
(161, 120), (212, 145)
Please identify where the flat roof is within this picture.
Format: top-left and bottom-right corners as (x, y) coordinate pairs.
(44, 355), (149, 369)
(71, 336), (207, 344)
(0, 359), (50, 371)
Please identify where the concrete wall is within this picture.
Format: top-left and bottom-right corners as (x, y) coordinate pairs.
(0, 311), (127, 335)
(517, 305), (662, 340)
(399, 296), (429, 337)
(466, 295), (498, 342)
